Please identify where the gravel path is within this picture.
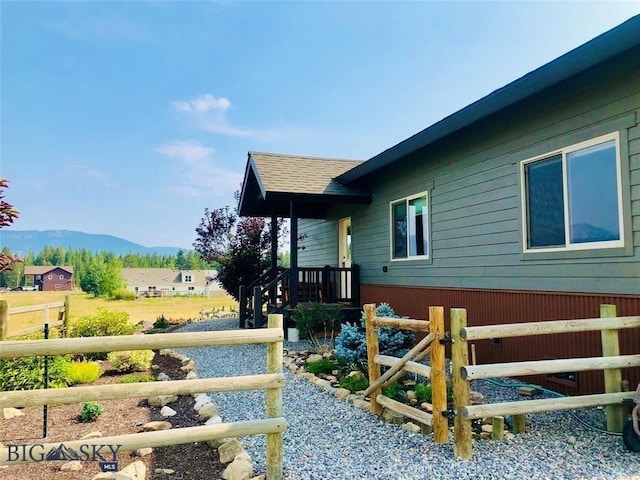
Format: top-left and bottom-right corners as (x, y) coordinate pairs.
(177, 319), (640, 480)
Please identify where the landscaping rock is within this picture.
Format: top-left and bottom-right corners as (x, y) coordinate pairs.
(156, 372), (171, 382)
(2, 407), (24, 419)
(134, 447), (153, 457)
(353, 399), (371, 412)
(60, 460), (83, 471)
(185, 371), (198, 379)
(347, 370), (365, 380)
(154, 469), (176, 475)
(118, 460), (147, 480)
(198, 403), (219, 422)
(403, 422), (421, 433)
(160, 406), (177, 417)
(141, 421), (172, 431)
(80, 431), (103, 439)
(307, 354), (323, 363)
(204, 415), (223, 426)
(194, 394), (212, 411)
(148, 395), (178, 407)
(334, 388), (351, 399)
(222, 457), (253, 480)
(218, 439), (244, 463)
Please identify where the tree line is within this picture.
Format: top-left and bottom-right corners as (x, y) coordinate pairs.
(0, 245), (212, 293)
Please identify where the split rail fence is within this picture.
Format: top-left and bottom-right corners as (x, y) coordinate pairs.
(451, 304), (640, 459)
(0, 313), (287, 479)
(0, 298), (70, 340)
(364, 303), (449, 443)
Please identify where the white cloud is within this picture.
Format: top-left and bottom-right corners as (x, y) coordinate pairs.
(173, 94), (231, 113)
(155, 140), (214, 164)
(155, 140), (243, 197)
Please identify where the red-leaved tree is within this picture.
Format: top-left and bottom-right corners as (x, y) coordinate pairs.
(0, 179), (22, 273)
(193, 198), (285, 301)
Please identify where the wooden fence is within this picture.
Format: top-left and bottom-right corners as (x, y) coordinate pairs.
(451, 304), (640, 459)
(364, 303), (448, 443)
(0, 297), (70, 340)
(0, 314), (287, 479)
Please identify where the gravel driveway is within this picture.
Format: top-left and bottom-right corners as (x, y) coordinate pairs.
(176, 319), (640, 480)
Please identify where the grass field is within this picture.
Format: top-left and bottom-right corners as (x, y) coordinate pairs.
(0, 290), (237, 337)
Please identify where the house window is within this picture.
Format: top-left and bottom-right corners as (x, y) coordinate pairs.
(36, 275), (41, 280)
(59, 275), (64, 280)
(390, 192), (429, 260)
(184, 275), (192, 282)
(521, 132), (623, 252)
(55, 284), (60, 289)
(188, 286), (195, 291)
(48, 274), (53, 280)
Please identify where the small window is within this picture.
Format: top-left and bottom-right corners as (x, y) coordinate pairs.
(36, 275), (41, 280)
(59, 274), (64, 280)
(185, 275), (192, 282)
(188, 286), (195, 291)
(521, 132), (623, 252)
(390, 192), (429, 260)
(48, 274), (53, 280)
(54, 284), (60, 289)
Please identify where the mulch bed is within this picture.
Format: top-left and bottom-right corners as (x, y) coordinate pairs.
(1, 353), (225, 480)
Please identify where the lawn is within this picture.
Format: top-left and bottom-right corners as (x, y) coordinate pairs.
(0, 290), (237, 337)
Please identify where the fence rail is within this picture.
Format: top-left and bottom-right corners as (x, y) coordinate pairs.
(0, 298), (69, 340)
(0, 314), (287, 479)
(451, 304), (638, 460)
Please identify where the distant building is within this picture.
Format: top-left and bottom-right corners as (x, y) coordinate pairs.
(24, 266), (74, 291)
(121, 268), (224, 297)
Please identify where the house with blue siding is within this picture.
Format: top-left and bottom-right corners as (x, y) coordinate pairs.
(238, 15), (640, 395)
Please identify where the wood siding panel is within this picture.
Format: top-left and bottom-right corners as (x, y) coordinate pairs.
(361, 284), (640, 396)
(298, 219), (338, 267)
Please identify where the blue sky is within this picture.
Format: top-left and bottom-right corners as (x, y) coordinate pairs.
(1, 1), (638, 249)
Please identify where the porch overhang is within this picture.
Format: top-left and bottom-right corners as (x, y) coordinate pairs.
(238, 152), (372, 218)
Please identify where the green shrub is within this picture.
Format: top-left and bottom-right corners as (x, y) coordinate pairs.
(153, 314), (170, 329)
(65, 361), (103, 385)
(111, 288), (136, 300)
(107, 350), (154, 373)
(80, 402), (103, 422)
(292, 302), (342, 351)
(117, 373), (155, 384)
(415, 383), (432, 403)
(305, 359), (339, 375)
(0, 355), (71, 391)
(70, 309), (137, 360)
(382, 382), (405, 401)
(338, 375), (369, 393)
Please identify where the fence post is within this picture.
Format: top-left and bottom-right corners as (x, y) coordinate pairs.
(239, 286), (247, 329)
(429, 306), (448, 444)
(266, 313), (284, 480)
(451, 308), (472, 460)
(600, 304), (625, 432)
(64, 295), (71, 337)
(253, 287), (262, 328)
(0, 300), (8, 341)
(365, 303), (383, 415)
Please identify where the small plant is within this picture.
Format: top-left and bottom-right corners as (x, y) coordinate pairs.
(305, 359), (339, 375)
(70, 309), (137, 360)
(335, 303), (415, 372)
(382, 382), (406, 402)
(80, 401), (103, 422)
(153, 314), (170, 329)
(292, 302), (342, 351)
(117, 374), (154, 384)
(415, 383), (432, 403)
(338, 375), (369, 393)
(108, 350), (155, 373)
(110, 288), (136, 300)
(65, 361), (103, 385)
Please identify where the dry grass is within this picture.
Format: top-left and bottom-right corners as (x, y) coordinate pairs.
(0, 290), (237, 337)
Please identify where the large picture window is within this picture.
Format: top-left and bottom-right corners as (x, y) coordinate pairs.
(390, 192), (429, 260)
(521, 132), (623, 252)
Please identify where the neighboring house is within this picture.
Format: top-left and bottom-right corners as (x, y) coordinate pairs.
(238, 16), (640, 395)
(121, 268), (223, 297)
(23, 266), (74, 291)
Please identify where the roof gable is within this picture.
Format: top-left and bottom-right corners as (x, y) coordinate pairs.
(239, 152), (371, 217)
(24, 266), (74, 275)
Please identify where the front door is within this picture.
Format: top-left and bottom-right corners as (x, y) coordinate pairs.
(338, 217), (352, 299)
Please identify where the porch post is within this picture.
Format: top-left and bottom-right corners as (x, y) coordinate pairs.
(270, 212), (278, 305)
(290, 201), (299, 308)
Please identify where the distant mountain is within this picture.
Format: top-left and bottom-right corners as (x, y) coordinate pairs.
(0, 230), (186, 256)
